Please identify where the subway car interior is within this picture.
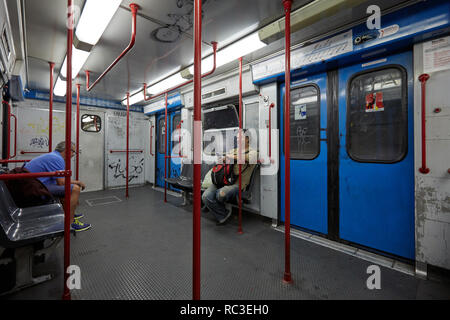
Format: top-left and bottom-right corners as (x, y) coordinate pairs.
(0, 0), (450, 302)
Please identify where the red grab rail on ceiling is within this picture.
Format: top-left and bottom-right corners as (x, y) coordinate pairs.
(85, 4), (139, 92)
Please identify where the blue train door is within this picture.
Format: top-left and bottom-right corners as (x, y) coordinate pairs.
(155, 114), (166, 188)
(280, 73), (328, 235)
(155, 111), (182, 189)
(338, 51), (415, 259)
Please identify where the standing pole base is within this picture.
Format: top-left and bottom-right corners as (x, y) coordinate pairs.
(283, 273), (293, 284)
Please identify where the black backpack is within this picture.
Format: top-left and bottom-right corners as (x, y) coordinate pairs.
(211, 163), (237, 188)
(3, 167), (55, 208)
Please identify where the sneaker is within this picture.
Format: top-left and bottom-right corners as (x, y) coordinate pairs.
(74, 213), (84, 220)
(71, 219), (92, 232)
(217, 209), (232, 225)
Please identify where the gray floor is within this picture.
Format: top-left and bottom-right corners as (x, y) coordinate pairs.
(4, 185), (450, 300)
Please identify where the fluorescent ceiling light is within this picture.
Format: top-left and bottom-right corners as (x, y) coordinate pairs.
(188, 32), (266, 74)
(122, 92), (145, 106)
(147, 73), (185, 96)
(60, 45), (91, 79)
(75, 0), (122, 46)
(54, 77), (67, 96)
(137, 31), (266, 105)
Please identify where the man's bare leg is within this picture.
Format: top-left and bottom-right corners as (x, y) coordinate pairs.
(61, 184), (81, 223)
(70, 185), (81, 223)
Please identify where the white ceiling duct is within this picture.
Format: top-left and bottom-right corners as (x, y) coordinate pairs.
(258, 0), (368, 44)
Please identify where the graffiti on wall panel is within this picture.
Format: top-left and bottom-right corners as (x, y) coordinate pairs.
(108, 156), (144, 183)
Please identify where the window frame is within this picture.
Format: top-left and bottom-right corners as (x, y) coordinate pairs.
(283, 82), (321, 161)
(345, 64), (408, 164)
(81, 114), (102, 133)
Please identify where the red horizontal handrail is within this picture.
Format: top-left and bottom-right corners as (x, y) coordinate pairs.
(21, 151), (49, 155)
(0, 159), (31, 164)
(0, 170), (71, 181)
(110, 150), (143, 153)
(419, 74), (430, 174)
(85, 4), (139, 92)
(143, 41), (218, 103)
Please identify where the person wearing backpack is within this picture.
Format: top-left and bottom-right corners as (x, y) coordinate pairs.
(202, 134), (257, 225)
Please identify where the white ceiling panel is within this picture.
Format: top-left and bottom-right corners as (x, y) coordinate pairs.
(23, 0), (414, 103)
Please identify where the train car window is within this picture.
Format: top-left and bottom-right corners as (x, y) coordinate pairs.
(347, 67), (407, 163)
(158, 118), (165, 154)
(203, 105), (238, 131)
(203, 128), (239, 156)
(2, 27), (12, 59)
(81, 114), (102, 132)
(289, 85), (320, 160)
(244, 102), (259, 151)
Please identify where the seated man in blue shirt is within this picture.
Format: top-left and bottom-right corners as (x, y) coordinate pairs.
(25, 141), (91, 232)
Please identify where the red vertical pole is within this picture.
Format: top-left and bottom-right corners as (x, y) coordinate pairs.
(193, 0), (202, 301)
(10, 114), (17, 158)
(49, 62), (55, 152)
(76, 84), (80, 181)
(418, 74), (430, 174)
(63, 0), (73, 300)
(150, 124), (154, 156)
(6, 101), (10, 159)
(164, 93), (168, 203)
(268, 103), (274, 160)
(238, 57), (243, 235)
(283, 0), (293, 284)
(126, 92), (130, 198)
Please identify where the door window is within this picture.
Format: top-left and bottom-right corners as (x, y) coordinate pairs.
(81, 114), (102, 132)
(347, 67), (407, 163)
(289, 85), (320, 160)
(172, 114), (182, 153)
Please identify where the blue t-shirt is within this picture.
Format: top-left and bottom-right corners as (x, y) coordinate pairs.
(24, 151), (65, 186)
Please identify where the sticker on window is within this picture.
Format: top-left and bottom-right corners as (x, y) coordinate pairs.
(365, 92), (385, 112)
(295, 104), (307, 120)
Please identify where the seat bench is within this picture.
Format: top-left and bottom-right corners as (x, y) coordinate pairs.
(0, 179), (65, 295)
(166, 162), (260, 209)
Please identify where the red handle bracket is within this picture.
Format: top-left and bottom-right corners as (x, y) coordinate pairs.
(85, 4), (139, 92)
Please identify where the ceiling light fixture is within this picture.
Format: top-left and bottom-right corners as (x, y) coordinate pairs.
(75, 0), (123, 46)
(60, 45), (91, 79)
(54, 0), (122, 96)
(54, 77), (67, 97)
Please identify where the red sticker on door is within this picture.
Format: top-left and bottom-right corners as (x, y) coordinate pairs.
(366, 92), (384, 112)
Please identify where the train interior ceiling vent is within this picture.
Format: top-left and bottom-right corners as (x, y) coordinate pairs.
(0, 0), (450, 301)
